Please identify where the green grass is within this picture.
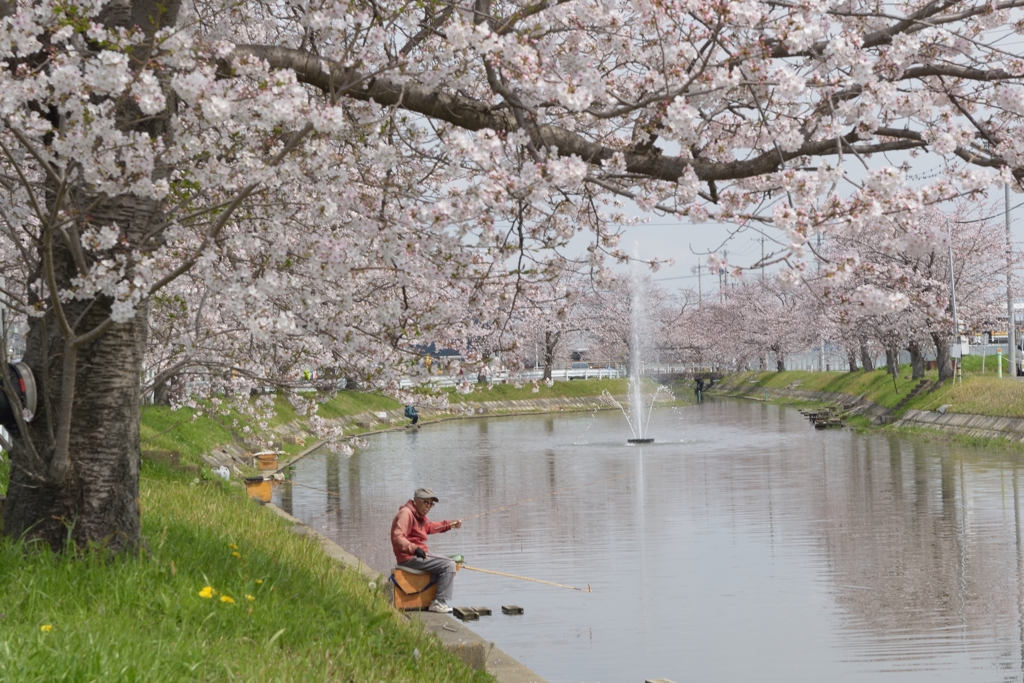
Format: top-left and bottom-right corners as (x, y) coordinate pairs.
(139, 391), (405, 468)
(2, 380), (634, 682)
(441, 378), (629, 403)
(0, 460), (493, 682)
(722, 368), (928, 407)
(716, 363), (1024, 417)
(910, 375), (1024, 417)
(0, 378), (652, 681)
(313, 391), (402, 419)
(139, 406), (238, 466)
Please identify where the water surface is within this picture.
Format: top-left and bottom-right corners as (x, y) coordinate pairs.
(273, 399), (1024, 683)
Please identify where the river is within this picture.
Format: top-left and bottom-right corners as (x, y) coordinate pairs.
(272, 398), (1024, 683)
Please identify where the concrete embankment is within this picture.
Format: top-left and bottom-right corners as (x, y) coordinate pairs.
(892, 409), (1024, 442)
(717, 379), (1024, 442)
(712, 381), (891, 421)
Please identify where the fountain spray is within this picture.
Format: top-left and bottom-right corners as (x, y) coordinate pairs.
(625, 260), (657, 443)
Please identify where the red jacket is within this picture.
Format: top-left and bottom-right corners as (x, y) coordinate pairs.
(391, 500), (452, 563)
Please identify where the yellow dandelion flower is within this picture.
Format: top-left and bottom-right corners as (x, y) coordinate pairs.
(199, 586), (215, 599)
(246, 594), (255, 602)
(220, 595), (235, 604)
(40, 624), (53, 633)
(229, 543), (238, 550)
(231, 551), (241, 558)
(255, 579), (264, 585)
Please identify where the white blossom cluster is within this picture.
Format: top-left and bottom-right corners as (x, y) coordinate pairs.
(0, 0), (1022, 413)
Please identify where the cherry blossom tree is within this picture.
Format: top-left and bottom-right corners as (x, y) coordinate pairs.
(700, 277), (817, 371)
(580, 270), (680, 369)
(500, 268), (598, 380)
(816, 200), (1010, 380)
(5, 0), (1024, 551)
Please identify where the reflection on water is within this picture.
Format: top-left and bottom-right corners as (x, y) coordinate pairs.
(274, 400), (1024, 683)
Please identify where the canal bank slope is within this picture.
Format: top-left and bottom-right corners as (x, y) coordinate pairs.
(5, 383), (643, 683)
(141, 386), (637, 683)
(707, 368), (1024, 445)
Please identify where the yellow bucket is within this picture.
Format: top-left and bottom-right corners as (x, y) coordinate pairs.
(255, 453), (279, 470)
(245, 477), (272, 502)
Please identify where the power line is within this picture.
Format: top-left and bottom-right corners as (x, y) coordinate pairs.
(954, 201), (1024, 225)
(654, 273), (700, 281)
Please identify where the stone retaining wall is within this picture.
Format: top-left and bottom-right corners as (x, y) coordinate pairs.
(717, 382), (1024, 439)
(893, 409), (1024, 442)
(713, 383), (892, 421)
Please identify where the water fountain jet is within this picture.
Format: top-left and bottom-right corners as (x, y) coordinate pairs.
(603, 260), (666, 442)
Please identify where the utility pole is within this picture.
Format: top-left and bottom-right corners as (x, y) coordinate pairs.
(0, 274), (6, 359)
(720, 248), (729, 301)
(1008, 183), (1017, 378)
(948, 219), (961, 382)
(817, 233), (825, 372)
(759, 235), (765, 280)
(691, 264), (703, 308)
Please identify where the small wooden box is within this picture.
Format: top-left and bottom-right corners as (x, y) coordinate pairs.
(390, 569), (437, 611)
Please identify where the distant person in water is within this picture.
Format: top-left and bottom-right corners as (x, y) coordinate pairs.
(695, 378), (705, 403)
(404, 404), (419, 425)
(391, 488), (462, 613)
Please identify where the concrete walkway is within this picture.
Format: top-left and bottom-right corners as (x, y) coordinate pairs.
(263, 503), (547, 683)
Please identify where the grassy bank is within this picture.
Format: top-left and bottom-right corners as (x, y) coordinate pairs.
(138, 391), (404, 467)
(0, 459), (491, 682)
(714, 360), (1024, 419)
(0, 388), (490, 682)
(441, 377), (629, 403)
(0, 462), (493, 679)
(0, 379), (633, 681)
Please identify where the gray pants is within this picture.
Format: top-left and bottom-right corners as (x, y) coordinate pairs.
(398, 553), (457, 603)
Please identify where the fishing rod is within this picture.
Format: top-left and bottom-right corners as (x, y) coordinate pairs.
(460, 564), (592, 592)
(461, 471), (633, 521)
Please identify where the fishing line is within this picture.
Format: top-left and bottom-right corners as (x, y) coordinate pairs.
(287, 481), (342, 497)
(460, 564), (591, 592)
(460, 471), (633, 521)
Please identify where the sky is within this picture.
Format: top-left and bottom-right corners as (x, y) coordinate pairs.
(607, 185), (1024, 300)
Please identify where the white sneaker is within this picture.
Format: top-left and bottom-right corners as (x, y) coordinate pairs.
(427, 599), (452, 613)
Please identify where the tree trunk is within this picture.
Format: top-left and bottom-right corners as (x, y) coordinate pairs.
(847, 348), (859, 372)
(932, 332), (954, 381)
(860, 344), (875, 372)
(908, 340), (925, 380)
(4, 195), (153, 553)
(3, 0), (177, 552)
(774, 347), (785, 372)
(885, 347), (899, 377)
(542, 330), (560, 382)
(152, 374), (180, 406)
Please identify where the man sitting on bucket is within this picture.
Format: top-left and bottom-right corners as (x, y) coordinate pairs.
(391, 487), (462, 613)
